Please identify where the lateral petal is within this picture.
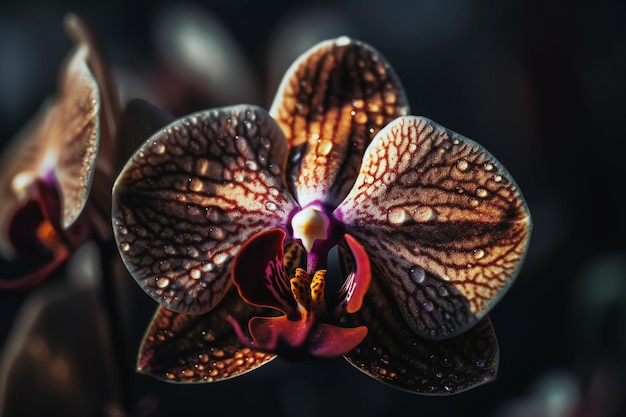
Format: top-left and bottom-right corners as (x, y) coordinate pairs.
(113, 105), (298, 314)
(336, 116), (531, 338)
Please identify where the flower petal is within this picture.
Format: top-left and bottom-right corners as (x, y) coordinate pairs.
(335, 116), (532, 339)
(270, 37), (409, 208)
(64, 13), (120, 174)
(344, 272), (499, 395)
(114, 98), (174, 172)
(232, 228), (297, 315)
(112, 105), (299, 314)
(138, 290), (276, 383)
(0, 43), (100, 258)
(247, 316), (367, 359)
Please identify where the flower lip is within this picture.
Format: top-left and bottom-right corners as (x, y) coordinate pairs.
(230, 227), (371, 359)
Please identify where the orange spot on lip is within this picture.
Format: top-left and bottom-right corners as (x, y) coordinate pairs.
(36, 220), (66, 254)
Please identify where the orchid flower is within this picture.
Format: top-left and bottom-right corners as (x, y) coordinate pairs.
(112, 37), (531, 394)
(0, 14), (119, 290)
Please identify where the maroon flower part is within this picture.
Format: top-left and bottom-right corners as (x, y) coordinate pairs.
(228, 228), (370, 360)
(0, 14), (119, 290)
(113, 37), (531, 393)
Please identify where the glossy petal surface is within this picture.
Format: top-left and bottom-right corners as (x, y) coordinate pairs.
(270, 37), (409, 207)
(344, 269), (499, 395)
(112, 105), (299, 314)
(138, 290), (276, 383)
(248, 316), (367, 359)
(0, 43), (100, 258)
(336, 116), (531, 339)
(232, 228), (297, 314)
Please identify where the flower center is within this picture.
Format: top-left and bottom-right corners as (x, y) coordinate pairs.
(290, 267), (327, 317)
(291, 206), (328, 252)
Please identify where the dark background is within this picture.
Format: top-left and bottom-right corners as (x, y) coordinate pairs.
(1, 0), (625, 416)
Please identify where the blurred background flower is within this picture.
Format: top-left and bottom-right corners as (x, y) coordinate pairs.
(1, 0), (625, 416)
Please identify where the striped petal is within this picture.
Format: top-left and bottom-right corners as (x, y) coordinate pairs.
(138, 290), (276, 383)
(344, 269), (499, 395)
(335, 116), (532, 339)
(269, 37), (409, 208)
(112, 105), (299, 314)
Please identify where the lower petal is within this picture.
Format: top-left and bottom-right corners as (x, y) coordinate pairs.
(344, 273), (499, 395)
(138, 289), (276, 383)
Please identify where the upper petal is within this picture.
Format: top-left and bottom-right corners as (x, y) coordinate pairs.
(112, 105), (299, 314)
(269, 37), (409, 208)
(335, 116), (532, 339)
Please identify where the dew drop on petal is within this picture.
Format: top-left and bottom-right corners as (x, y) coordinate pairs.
(156, 276), (170, 288)
(317, 139), (333, 156)
(190, 269), (201, 280)
(265, 202), (277, 211)
(352, 99), (365, 109)
(120, 242), (130, 252)
(473, 248), (485, 259)
(476, 187), (488, 198)
(412, 206), (436, 222)
(409, 266), (426, 284)
(387, 207), (406, 226)
(456, 160), (469, 172)
(153, 141), (166, 155)
(353, 111), (368, 124)
(423, 302), (434, 312)
(268, 187), (280, 197)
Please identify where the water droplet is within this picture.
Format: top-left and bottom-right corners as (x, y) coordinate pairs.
(387, 207), (406, 226)
(352, 99), (365, 109)
(213, 252), (229, 265)
(476, 359), (487, 369)
(265, 202), (277, 211)
(210, 227), (225, 241)
(268, 187), (280, 197)
(153, 141), (166, 155)
(434, 371), (443, 378)
(422, 302), (434, 312)
(120, 242), (130, 252)
(456, 160), (469, 172)
(412, 206), (436, 222)
(245, 160), (258, 171)
(190, 269), (201, 280)
(187, 247), (200, 258)
(484, 162), (493, 171)
(476, 187), (488, 198)
(156, 276), (170, 288)
(473, 248), (485, 259)
(317, 139), (333, 156)
(202, 263), (215, 272)
(409, 266), (426, 283)
(353, 111), (368, 124)
(189, 178), (203, 192)
(383, 91), (397, 104)
(367, 102), (381, 112)
(493, 174), (502, 183)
